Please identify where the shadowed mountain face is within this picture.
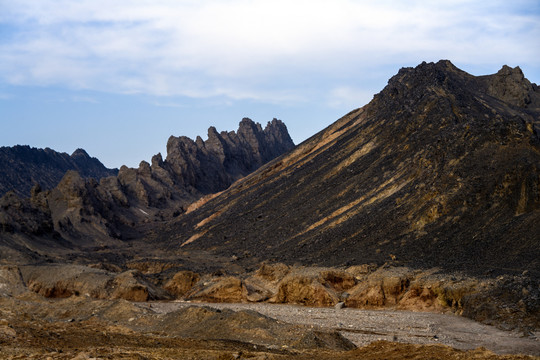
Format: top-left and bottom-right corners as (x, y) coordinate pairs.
(0, 146), (118, 198)
(161, 61), (540, 275)
(0, 118), (294, 261)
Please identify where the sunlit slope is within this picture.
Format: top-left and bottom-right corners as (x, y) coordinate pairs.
(159, 61), (540, 275)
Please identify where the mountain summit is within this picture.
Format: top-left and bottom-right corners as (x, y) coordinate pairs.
(166, 60), (539, 275)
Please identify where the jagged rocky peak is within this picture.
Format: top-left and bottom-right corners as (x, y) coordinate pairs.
(482, 64), (540, 108)
(384, 60), (540, 110)
(382, 60), (471, 96)
(238, 116), (263, 135)
(264, 118), (294, 153)
(163, 117), (294, 194)
(55, 169), (85, 190)
(0, 117), (296, 250)
(151, 153), (164, 167)
(70, 148), (90, 159)
(166, 118), (293, 158)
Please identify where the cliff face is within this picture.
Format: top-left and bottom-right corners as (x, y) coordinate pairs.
(0, 146), (118, 198)
(161, 117), (294, 195)
(113, 117), (294, 215)
(164, 61), (540, 275)
(0, 118), (295, 260)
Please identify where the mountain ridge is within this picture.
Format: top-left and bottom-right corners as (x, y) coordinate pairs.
(159, 60), (540, 275)
(0, 118), (295, 262)
(0, 145), (118, 198)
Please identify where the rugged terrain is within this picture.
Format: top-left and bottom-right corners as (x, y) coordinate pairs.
(0, 262), (538, 359)
(0, 61), (539, 358)
(163, 61), (540, 276)
(0, 146), (118, 198)
(0, 118), (294, 263)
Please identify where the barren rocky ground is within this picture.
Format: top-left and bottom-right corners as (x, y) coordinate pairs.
(0, 295), (538, 360)
(1, 262), (539, 359)
(1, 61), (539, 359)
(149, 301), (539, 356)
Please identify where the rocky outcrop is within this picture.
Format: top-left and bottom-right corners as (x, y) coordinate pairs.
(0, 185), (53, 236)
(0, 265), (27, 297)
(165, 118), (294, 194)
(0, 259), (537, 332)
(0, 118), (295, 255)
(156, 262), (539, 331)
(0, 146), (118, 197)
(163, 270), (200, 298)
(481, 65), (540, 109)
(184, 276), (248, 303)
(272, 274), (340, 306)
(20, 265), (171, 301)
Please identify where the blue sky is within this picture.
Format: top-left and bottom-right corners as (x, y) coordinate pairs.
(1, 0), (539, 168)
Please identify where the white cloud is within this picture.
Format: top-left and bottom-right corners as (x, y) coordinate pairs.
(0, 0), (538, 103)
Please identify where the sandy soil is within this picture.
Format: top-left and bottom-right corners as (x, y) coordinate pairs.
(145, 301), (540, 356)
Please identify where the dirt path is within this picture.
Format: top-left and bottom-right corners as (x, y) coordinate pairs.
(144, 301), (540, 356)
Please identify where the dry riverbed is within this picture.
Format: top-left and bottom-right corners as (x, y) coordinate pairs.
(2, 263), (539, 358)
(144, 301), (540, 356)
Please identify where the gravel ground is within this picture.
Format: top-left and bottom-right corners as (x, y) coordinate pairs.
(143, 301), (540, 356)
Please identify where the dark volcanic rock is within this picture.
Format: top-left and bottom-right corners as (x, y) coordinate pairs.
(481, 65), (540, 108)
(0, 146), (118, 197)
(165, 118), (294, 194)
(166, 60), (540, 276)
(0, 118), (294, 260)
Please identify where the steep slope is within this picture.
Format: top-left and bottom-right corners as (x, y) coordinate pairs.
(0, 146), (118, 197)
(0, 118), (294, 262)
(161, 61), (540, 275)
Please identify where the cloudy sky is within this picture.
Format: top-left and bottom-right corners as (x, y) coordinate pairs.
(1, 0), (539, 168)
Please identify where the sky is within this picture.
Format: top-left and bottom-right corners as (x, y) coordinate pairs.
(1, 0), (539, 168)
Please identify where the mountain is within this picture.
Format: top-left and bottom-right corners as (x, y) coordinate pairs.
(1, 62), (539, 344)
(1, 61), (539, 276)
(0, 146), (118, 198)
(0, 118), (295, 261)
(160, 61), (540, 275)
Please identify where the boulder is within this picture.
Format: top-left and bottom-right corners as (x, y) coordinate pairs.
(0, 265), (27, 297)
(271, 274), (339, 307)
(185, 276), (247, 303)
(163, 270), (200, 298)
(319, 270), (356, 291)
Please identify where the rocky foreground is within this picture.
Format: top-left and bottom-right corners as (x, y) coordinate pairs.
(1, 296), (538, 359)
(1, 261), (538, 358)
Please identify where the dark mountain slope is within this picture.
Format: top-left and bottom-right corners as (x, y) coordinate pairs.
(160, 61), (540, 275)
(0, 118), (294, 262)
(0, 146), (118, 197)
